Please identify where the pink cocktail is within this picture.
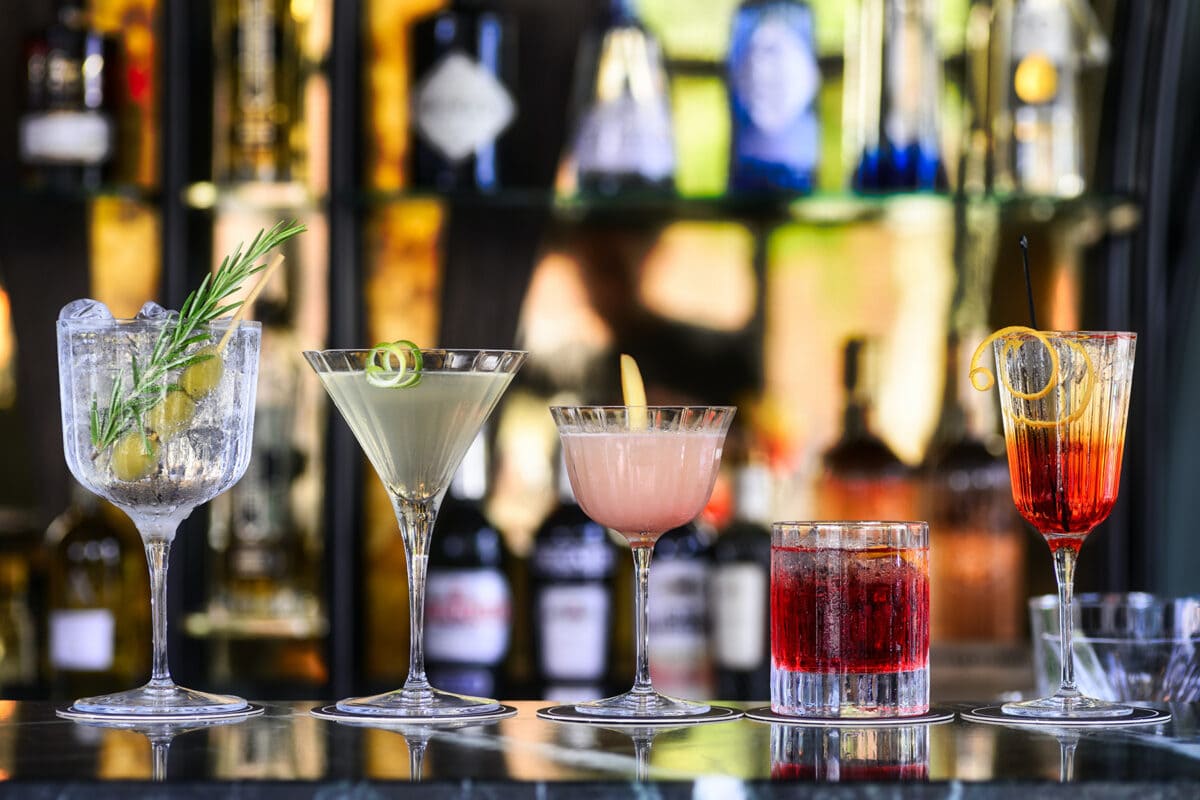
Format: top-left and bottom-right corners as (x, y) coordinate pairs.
(559, 430), (726, 548)
(550, 405), (735, 719)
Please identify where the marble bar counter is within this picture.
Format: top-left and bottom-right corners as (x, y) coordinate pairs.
(0, 701), (1197, 797)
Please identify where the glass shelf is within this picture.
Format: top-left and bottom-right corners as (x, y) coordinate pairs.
(361, 188), (1139, 231)
(184, 181), (325, 213)
(0, 183), (160, 205)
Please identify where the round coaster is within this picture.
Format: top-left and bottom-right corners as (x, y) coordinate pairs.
(744, 706), (955, 727)
(536, 704), (742, 726)
(57, 703), (265, 724)
(311, 703), (518, 725)
(961, 705), (1171, 728)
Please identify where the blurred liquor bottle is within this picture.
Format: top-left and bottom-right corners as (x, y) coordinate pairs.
(44, 482), (149, 701)
(199, 290), (327, 691)
(922, 333), (1024, 643)
(425, 434), (514, 699)
(648, 522), (714, 700)
(710, 460), (772, 701)
(727, 0), (820, 194)
(90, 0), (159, 189)
(817, 337), (916, 520)
(18, 1), (121, 191)
(530, 453), (619, 702)
(562, 0), (676, 196)
(213, 0), (304, 183)
(0, 512), (40, 698)
(410, 0), (517, 192)
(992, 0), (1108, 197)
(845, 0), (945, 192)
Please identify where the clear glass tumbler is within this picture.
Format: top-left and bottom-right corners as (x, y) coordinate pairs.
(771, 521), (930, 718)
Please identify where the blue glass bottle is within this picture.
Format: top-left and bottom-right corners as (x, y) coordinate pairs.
(727, 0), (820, 194)
(848, 0), (945, 193)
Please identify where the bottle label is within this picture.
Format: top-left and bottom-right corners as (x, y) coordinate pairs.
(711, 563), (766, 670)
(425, 569), (511, 664)
(533, 538), (614, 580)
(414, 51), (516, 163)
(575, 96), (675, 181)
(648, 559), (712, 697)
(237, 0), (277, 150)
(537, 584), (609, 681)
(731, 12), (818, 135)
(49, 609), (115, 671)
(19, 111), (113, 165)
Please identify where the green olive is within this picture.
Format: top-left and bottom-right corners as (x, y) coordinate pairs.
(146, 389), (196, 438)
(111, 432), (159, 482)
(181, 346), (224, 399)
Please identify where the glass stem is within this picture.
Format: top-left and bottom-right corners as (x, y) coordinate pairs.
(144, 538), (174, 690)
(631, 543), (654, 696)
(1052, 545), (1080, 699)
(396, 496), (436, 700)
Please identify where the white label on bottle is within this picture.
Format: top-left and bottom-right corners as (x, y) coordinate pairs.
(538, 585), (609, 681)
(648, 559), (712, 697)
(19, 111), (113, 165)
(711, 563), (766, 670)
(575, 95), (675, 181)
(425, 569), (511, 664)
(734, 18), (818, 135)
(414, 51), (516, 163)
(49, 609), (115, 671)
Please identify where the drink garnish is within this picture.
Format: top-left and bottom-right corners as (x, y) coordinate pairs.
(969, 325), (1096, 427)
(89, 220), (306, 454)
(620, 353), (647, 429)
(365, 340), (423, 388)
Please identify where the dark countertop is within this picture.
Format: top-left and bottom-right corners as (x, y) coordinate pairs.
(0, 701), (1197, 797)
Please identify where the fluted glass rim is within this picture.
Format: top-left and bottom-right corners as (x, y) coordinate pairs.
(992, 330), (1137, 342)
(772, 520), (929, 550)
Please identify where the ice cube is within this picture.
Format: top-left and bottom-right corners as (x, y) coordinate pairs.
(136, 301), (178, 322)
(58, 299), (114, 322)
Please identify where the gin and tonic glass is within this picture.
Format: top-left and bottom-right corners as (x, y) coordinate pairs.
(58, 313), (261, 718)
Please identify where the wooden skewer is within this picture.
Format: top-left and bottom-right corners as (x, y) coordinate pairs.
(217, 253), (285, 353)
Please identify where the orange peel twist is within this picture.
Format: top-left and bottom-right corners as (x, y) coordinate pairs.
(969, 326), (1096, 428)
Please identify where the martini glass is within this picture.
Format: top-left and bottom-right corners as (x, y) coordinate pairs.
(549, 405), (735, 718)
(57, 316), (261, 718)
(989, 331), (1136, 718)
(304, 348), (526, 717)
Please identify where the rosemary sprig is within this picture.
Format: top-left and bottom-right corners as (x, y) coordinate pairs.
(89, 220), (307, 451)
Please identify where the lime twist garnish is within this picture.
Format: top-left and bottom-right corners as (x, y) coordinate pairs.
(969, 325), (1096, 428)
(366, 340), (423, 388)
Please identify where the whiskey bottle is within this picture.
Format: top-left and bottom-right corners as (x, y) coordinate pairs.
(45, 483), (149, 700)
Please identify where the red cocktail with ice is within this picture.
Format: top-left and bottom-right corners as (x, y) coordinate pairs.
(770, 522), (929, 718)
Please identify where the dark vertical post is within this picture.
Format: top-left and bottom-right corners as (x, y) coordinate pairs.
(327, 0), (365, 698)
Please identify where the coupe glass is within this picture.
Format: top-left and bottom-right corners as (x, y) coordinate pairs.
(57, 317), (261, 717)
(550, 405), (735, 718)
(304, 348), (526, 718)
(989, 331), (1136, 718)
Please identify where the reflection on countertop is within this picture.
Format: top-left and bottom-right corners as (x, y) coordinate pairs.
(0, 701), (1196, 794)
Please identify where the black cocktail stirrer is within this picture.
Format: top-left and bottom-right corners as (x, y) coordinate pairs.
(1020, 235), (1038, 328)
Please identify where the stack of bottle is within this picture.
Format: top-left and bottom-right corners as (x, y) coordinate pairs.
(405, 0), (1101, 198)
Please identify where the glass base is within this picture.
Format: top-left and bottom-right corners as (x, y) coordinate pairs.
(72, 683), (249, 718)
(335, 687), (501, 719)
(772, 667), (929, 718)
(574, 690), (711, 719)
(1001, 694), (1135, 719)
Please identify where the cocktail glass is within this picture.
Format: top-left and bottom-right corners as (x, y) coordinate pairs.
(549, 405), (736, 718)
(990, 331), (1136, 718)
(304, 348), (526, 717)
(57, 316), (261, 717)
(770, 522), (930, 718)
